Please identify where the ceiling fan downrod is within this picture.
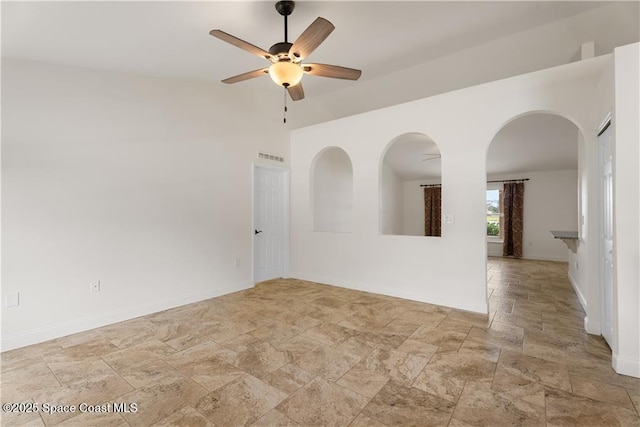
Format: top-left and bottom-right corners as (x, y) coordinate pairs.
(275, 1), (295, 43)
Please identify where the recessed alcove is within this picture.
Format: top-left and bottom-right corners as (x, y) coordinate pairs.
(380, 133), (442, 236)
(311, 147), (353, 233)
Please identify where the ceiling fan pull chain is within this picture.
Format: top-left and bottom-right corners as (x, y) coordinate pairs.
(283, 87), (288, 124)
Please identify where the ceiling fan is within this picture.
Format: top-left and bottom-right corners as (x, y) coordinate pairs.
(209, 0), (362, 101)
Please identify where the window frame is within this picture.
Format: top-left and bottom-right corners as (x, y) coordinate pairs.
(486, 184), (504, 243)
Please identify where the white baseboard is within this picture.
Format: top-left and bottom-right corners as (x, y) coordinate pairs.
(288, 271), (488, 314)
(568, 270), (588, 312)
(0, 283), (253, 352)
(613, 352), (640, 378)
(486, 252), (569, 263)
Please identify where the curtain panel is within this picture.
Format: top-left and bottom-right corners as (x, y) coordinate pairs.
(424, 186), (442, 237)
(503, 182), (524, 257)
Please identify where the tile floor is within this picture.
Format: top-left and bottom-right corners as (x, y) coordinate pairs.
(1, 258), (639, 426)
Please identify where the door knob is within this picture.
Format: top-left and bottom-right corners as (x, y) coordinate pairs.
(255, 229), (263, 235)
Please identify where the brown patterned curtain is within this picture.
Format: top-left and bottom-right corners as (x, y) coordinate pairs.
(503, 182), (524, 257)
(424, 186), (442, 237)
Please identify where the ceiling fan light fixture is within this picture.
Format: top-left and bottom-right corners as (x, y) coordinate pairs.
(268, 61), (303, 87)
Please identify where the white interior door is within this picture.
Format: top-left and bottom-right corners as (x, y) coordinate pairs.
(253, 165), (287, 283)
(599, 120), (614, 347)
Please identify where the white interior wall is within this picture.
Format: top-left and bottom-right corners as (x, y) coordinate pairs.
(290, 55), (608, 316)
(1, 59), (289, 350)
(612, 43), (640, 378)
(380, 163), (403, 235)
(485, 170), (578, 262)
(402, 179), (442, 236)
(312, 148), (353, 233)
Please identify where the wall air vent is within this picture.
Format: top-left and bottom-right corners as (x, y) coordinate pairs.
(258, 151), (285, 163)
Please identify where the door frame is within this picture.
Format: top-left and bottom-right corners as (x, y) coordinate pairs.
(597, 113), (615, 347)
(252, 162), (290, 284)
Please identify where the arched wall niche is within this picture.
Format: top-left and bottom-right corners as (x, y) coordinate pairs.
(310, 146), (354, 233)
(379, 132), (442, 236)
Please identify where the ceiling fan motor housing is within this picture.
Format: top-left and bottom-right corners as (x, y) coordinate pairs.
(269, 42), (294, 59)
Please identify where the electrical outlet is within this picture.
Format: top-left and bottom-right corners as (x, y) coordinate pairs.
(234, 258), (241, 268)
(89, 280), (101, 293)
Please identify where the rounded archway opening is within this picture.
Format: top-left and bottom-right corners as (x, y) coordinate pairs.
(311, 147), (354, 233)
(485, 112), (580, 261)
(380, 132), (441, 236)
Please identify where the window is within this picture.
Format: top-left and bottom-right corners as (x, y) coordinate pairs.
(486, 188), (503, 241)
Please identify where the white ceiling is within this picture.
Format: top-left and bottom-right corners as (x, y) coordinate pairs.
(2, 1), (637, 175)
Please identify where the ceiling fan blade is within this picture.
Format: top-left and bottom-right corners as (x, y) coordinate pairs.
(287, 83), (305, 101)
(288, 17), (335, 60)
(209, 29), (273, 61)
(222, 68), (269, 84)
(303, 63), (362, 80)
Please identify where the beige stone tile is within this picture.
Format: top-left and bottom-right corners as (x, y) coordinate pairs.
(409, 321), (471, 352)
(570, 375), (636, 411)
(1, 340), (61, 373)
(150, 406), (213, 427)
(453, 381), (545, 426)
(458, 337), (503, 363)
(194, 374), (288, 426)
(0, 401), (45, 426)
(0, 361), (61, 402)
(118, 371), (208, 426)
(348, 412), (387, 427)
(383, 317), (422, 336)
(299, 323), (358, 347)
(5, 260), (639, 427)
(293, 344), (359, 382)
(272, 334), (320, 359)
(56, 329), (108, 348)
(42, 339), (120, 363)
(545, 387), (640, 426)
(336, 364), (390, 398)
(278, 377), (369, 426)
(566, 356), (640, 391)
(498, 349), (571, 392)
(249, 321), (305, 344)
(493, 310), (542, 331)
(46, 359), (123, 387)
(32, 375), (133, 426)
(357, 346), (429, 386)
(115, 359), (181, 389)
(444, 310), (491, 328)
(448, 418), (476, 427)
(58, 410), (129, 426)
(261, 363), (315, 395)
(362, 380), (455, 426)
(101, 318), (161, 349)
(412, 351), (497, 402)
(228, 338), (292, 378)
(412, 365), (465, 402)
(491, 365), (546, 408)
(465, 321), (524, 352)
(250, 409), (300, 426)
(396, 338), (438, 359)
(397, 309), (447, 326)
(628, 389), (640, 416)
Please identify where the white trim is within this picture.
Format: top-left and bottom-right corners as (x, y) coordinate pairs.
(568, 268), (587, 311)
(252, 162), (290, 283)
(289, 272), (488, 314)
(613, 353), (640, 378)
(0, 283), (252, 352)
